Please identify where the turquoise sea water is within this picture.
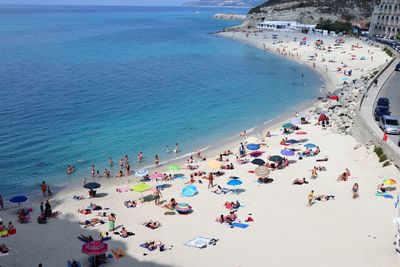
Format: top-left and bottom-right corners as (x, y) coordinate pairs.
(0, 5), (322, 199)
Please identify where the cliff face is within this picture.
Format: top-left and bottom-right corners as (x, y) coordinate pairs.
(246, 0), (376, 26)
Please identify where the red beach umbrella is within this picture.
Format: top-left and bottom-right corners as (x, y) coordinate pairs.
(82, 240), (108, 255)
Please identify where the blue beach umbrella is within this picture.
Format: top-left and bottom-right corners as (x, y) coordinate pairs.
(281, 149), (295, 156)
(286, 139), (299, 144)
(304, 143), (317, 149)
(227, 179), (243, 194)
(181, 185), (198, 197)
(246, 144), (260, 150)
(251, 158), (265, 166)
(9, 195), (28, 212)
(269, 155), (283, 163)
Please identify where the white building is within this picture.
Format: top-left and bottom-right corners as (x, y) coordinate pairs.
(256, 20), (316, 33)
(369, 0), (400, 38)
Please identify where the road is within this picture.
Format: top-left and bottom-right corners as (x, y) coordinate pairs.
(376, 69), (400, 145)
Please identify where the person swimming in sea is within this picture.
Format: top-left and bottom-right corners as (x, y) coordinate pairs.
(165, 146), (170, 153)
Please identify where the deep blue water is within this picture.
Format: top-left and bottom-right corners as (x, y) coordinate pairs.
(0, 5), (322, 199)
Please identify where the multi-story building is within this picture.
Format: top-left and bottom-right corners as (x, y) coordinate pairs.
(369, 0), (400, 38)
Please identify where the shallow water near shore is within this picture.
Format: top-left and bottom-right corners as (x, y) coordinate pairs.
(0, 5), (322, 199)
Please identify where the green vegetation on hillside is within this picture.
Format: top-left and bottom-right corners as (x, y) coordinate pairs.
(316, 19), (352, 33)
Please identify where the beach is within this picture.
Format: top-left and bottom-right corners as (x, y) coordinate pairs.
(1, 31), (399, 267)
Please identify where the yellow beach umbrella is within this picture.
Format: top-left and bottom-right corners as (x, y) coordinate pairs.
(383, 179), (397, 185)
(208, 160), (222, 169)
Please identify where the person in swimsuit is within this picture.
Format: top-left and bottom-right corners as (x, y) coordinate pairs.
(154, 155), (160, 167)
(352, 183), (359, 199)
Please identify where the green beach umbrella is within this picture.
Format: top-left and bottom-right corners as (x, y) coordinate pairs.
(131, 183), (152, 193)
(282, 123), (294, 129)
(168, 164), (181, 171)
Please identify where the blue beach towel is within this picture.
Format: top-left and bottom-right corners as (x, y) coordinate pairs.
(231, 222), (249, 229)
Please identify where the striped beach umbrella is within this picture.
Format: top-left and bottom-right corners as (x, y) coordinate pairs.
(135, 169), (148, 177)
(82, 240), (108, 255)
(175, 203), (192, 214)
(255, 166), (270, 177)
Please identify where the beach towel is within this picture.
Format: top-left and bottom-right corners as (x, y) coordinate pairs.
(376, 192), (393, 199)
(184, 236), (213, 249)
(116, 187), (130, 193)
(111, 248), (126, 259)
(231, 222), (249, 229)
(164, 211), (176, 215)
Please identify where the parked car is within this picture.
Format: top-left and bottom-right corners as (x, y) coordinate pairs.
(379, 115), (400, 134)
(374, 106), (390, 121)
(396, 63), (400, 71)
(377, 97), (390, 107)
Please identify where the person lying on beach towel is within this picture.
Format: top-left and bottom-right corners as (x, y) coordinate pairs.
(221, 163), (234, 170)
(144, 220), (161, 229)
(212, 185), (232, 195)
(224, 201), (240, 210)
(0, 244), (9, 254)
(100, 231), (111, 241)
(79, 218), (105, 228)
(73, 195), (84, 200)
(337, 168), (351, 181)
(114, 227), (134, 238)
(236, 156), (249, 164)
(162, 198), (177, 210)
(315, 195), (335, 201)
(292, 178), (308, 185)
(211, 171), (225, 177)
(124, 200), (137, 208)
(141, 240), (165, 251)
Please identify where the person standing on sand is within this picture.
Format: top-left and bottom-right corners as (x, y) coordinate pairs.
(40, 202), (44, 214)
(208, 173), (214, 189)
(108, 213), (116, 231)
(308, 190), (315, 207)
(154, 188), (162, 205)
(41, 181), (47, 197)
(352, 183), (359, 199)
(155, 155), (160, 167)
(0, 194), (3, 210)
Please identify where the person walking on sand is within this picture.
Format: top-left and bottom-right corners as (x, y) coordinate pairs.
(308, 190), (315, 207)
(41, 181), (47, 197)
(155, 155), (160, 167)
(154, 187), (162, 205)
(0, 194), (3, 210)
(352, 183), (359, 199)
(208, 173), (214, 189)
(108, 213), (116, 231)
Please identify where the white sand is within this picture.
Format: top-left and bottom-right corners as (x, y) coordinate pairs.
(1, 32), (399, 267)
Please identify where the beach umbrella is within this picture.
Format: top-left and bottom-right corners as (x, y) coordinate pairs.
(251, 158), (265, 166)
(282, 123), (294, 129)
(149, 172), (164, 180)
(208, 160), (222, 169)
(82, 240), (108, 255)
(181, 185), (198, 197)
(304, 143), (317, 149)
(290, 117), (301, 125)
(175, 203), (192, 214)
(227, 179), (243, 194)
(269, 155), (283, 163)
(249, 151), (264, 157)
(135, 169), (148, 177)
(131, 183), (152, 193)
(168, 164), (180, 171)
(83, 182), (101, 190)
(246, 144), (260, 150)
(383, 179), (397, 185)
(255, 166), (270, 177)
(246, 136), (259, 144)
(281, 149), (295, 156)
(286, 139), (299, 144)
(9, 195), (28, 212)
